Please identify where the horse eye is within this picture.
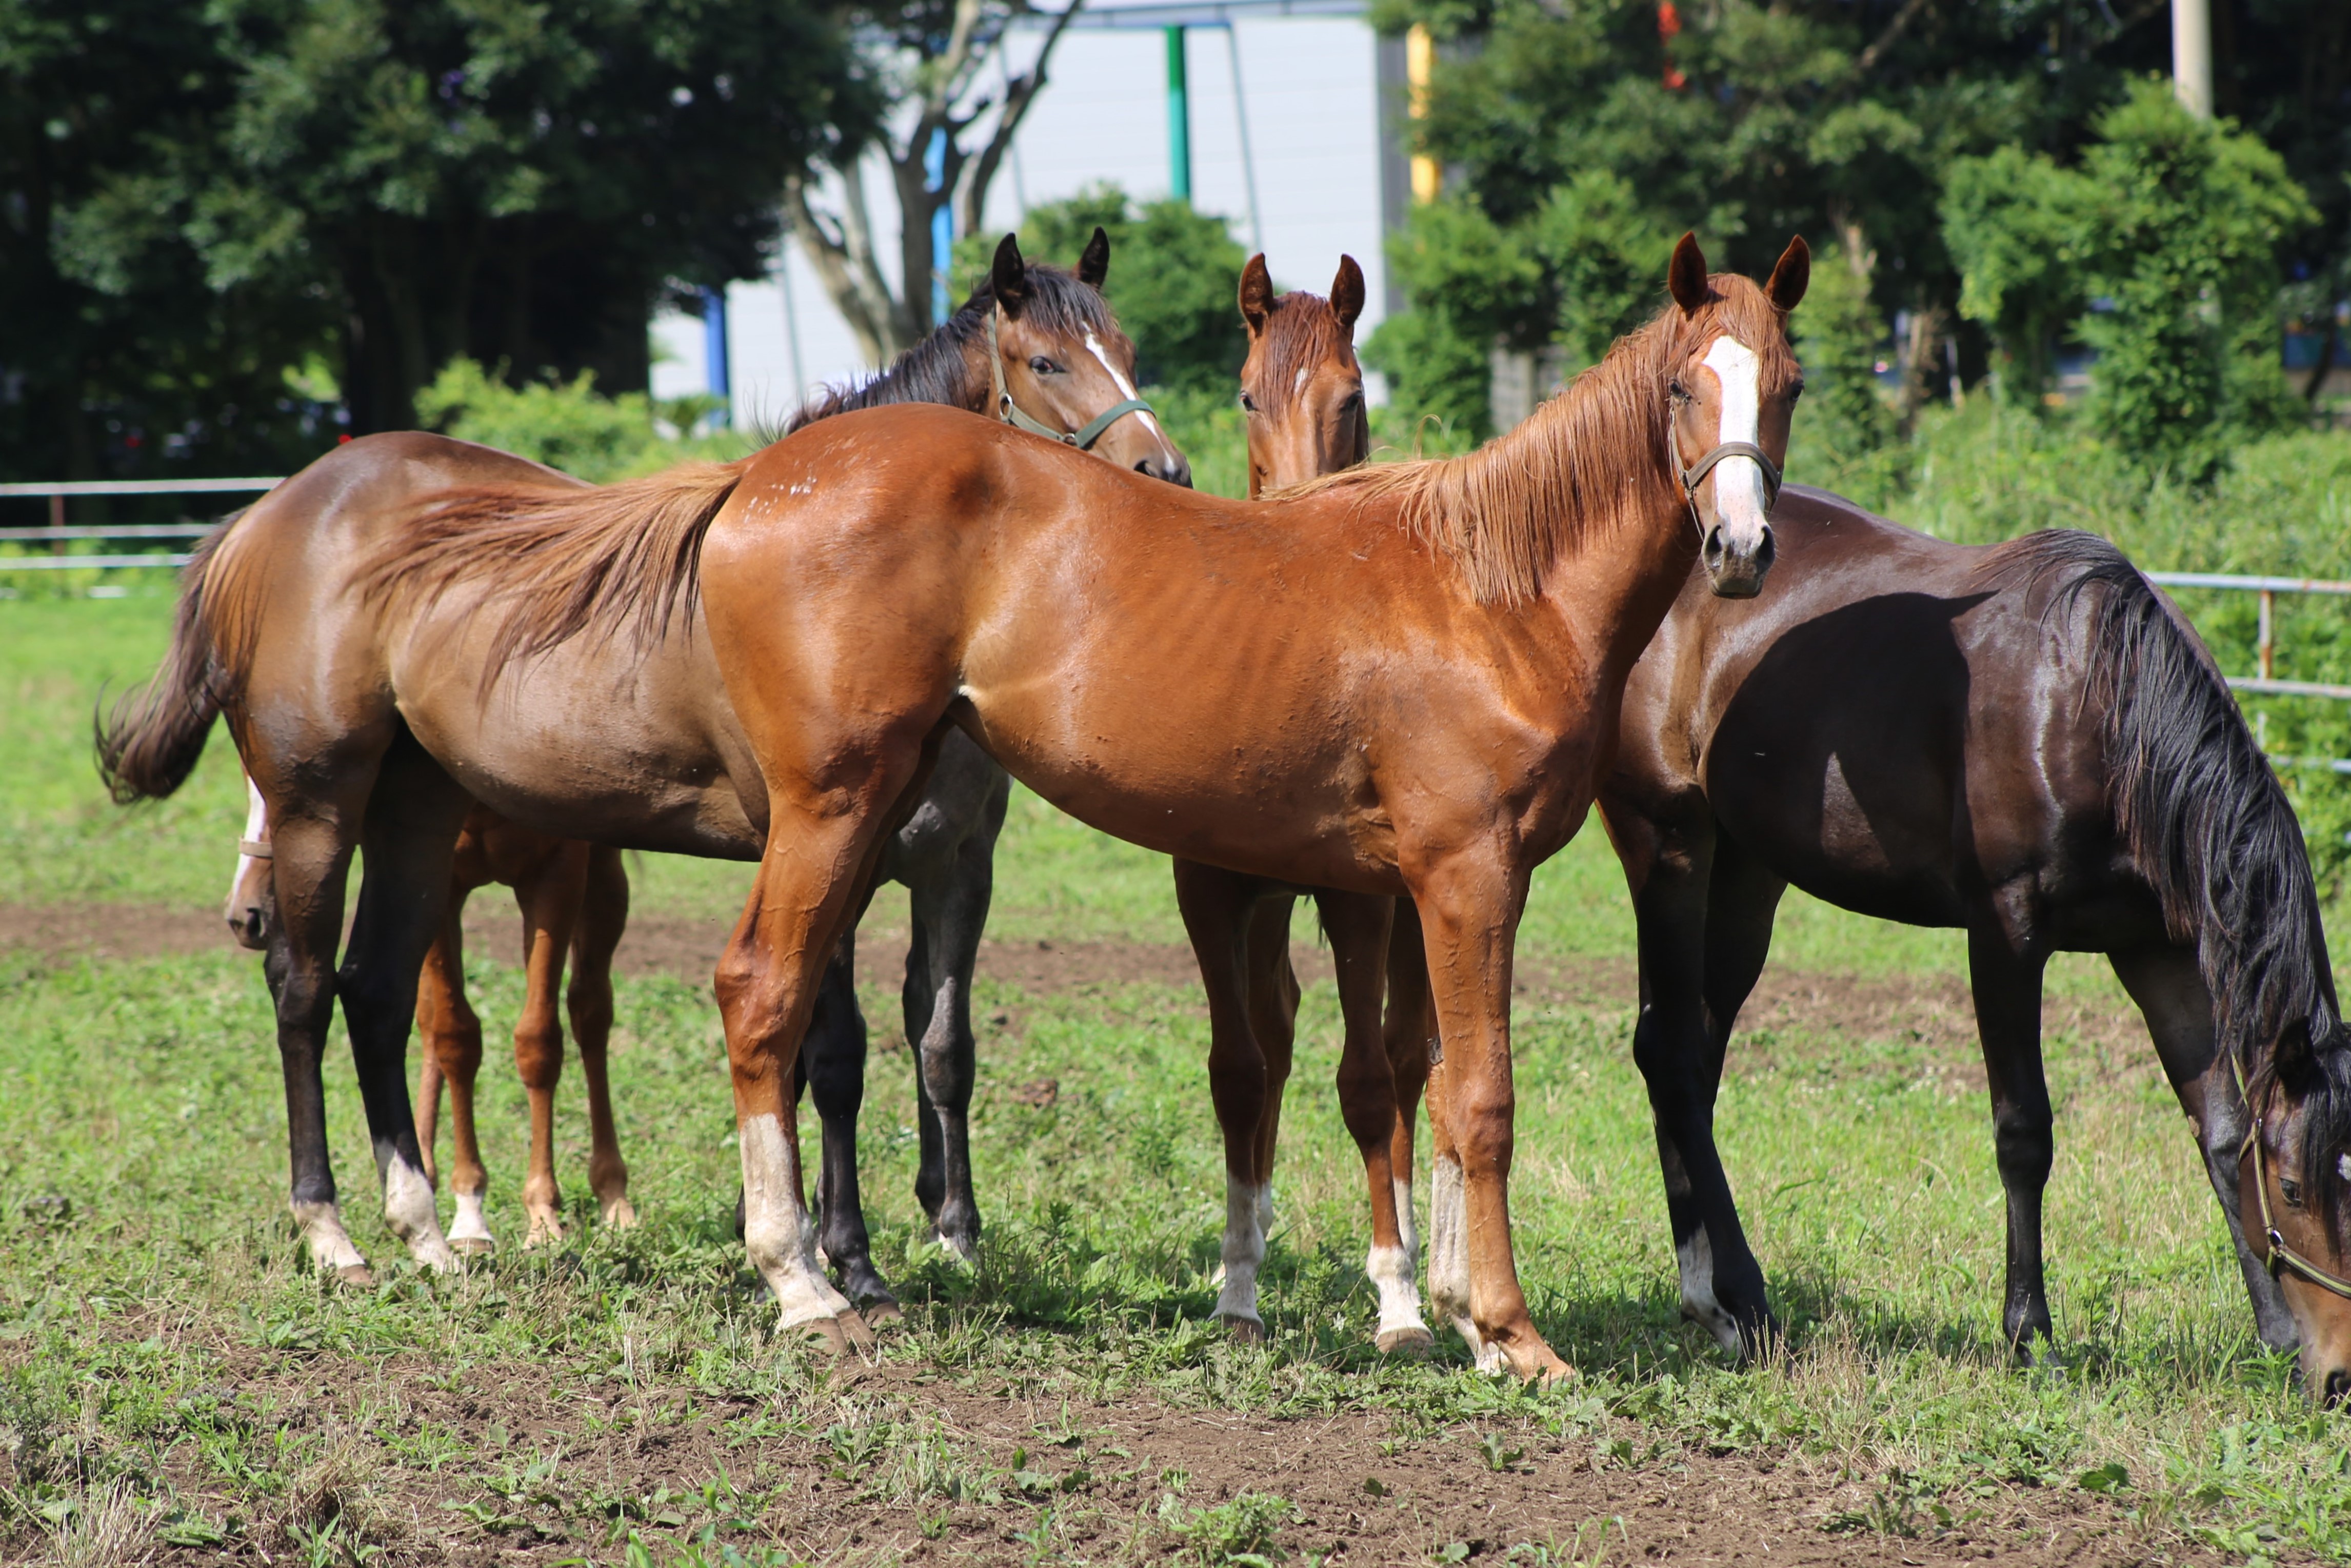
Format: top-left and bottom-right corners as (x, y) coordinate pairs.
(1238, 391), (1258, 413)
(1028, 356), (1060, 375)
(1789, 381), (1806, 402)
(1668, 380), (1691, 403)
(1338, 392), (1362, 413)
(2283, 1178), (2305, 1207)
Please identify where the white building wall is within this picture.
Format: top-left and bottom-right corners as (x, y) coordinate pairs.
(653, 12), (1390, 422)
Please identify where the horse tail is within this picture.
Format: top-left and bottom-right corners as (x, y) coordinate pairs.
(1993, 529), (2351, 1224)
(94, 518), (243, 804)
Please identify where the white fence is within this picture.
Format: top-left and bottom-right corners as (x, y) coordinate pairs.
(0, 477), (279, 569)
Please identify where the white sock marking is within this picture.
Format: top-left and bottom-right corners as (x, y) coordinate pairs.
(226, 779), (269, 937)
(1213, 1176), (1268, 1325)
(1393, 1175), (1419, 1269)
(382, 1153), (457, 1273)
(1367, 1244), (1428, 1341)
(741, 1113), (854, 1329)
(1676, 1227), (1744, 1355)
(1700, 335), (1772, 549)
(1429, 1156), (1491, 1364)
(290, 1200), (367, 1274)
(449, 1190), (494, 1248)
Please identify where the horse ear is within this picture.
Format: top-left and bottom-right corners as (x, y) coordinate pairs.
(1668, 232), (1709, 316)
(1765, 235), (1810, 313)
(1078, 225), (1110, 289)
(1239, 253), (1276, 336)
(1331, 254), (1366, 338)
(992, 232), (1030, 317)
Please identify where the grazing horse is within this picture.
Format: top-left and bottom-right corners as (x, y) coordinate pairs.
(1596, 502), (2351, 1395)
(226, 790), (634, 1259)
(101, 234), (1184, 1308)
(338, 233), (1806, 1373)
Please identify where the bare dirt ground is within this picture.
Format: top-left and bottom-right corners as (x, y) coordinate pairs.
(7, 902), (2177, 1564)
(130, 1336), (2163, 1567)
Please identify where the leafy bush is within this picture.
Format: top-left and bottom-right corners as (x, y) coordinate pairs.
(412, 359), (747, 483)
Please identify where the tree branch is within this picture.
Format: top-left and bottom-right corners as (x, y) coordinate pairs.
(1854, 0), (1933, 76)
(957, 0), (1086, 236)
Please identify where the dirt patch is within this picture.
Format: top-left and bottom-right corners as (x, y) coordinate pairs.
(0, 901), (2146, 1076)
(87, 1338), (2157, 1567)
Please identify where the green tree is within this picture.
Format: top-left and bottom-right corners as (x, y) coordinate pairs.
(50, 0), (871, 436)
(1940, 147), (2083, 407)
(957, 184), (1250, 394)
(1364, 196), (1541, 439)
(1793, 242), (1895, 472)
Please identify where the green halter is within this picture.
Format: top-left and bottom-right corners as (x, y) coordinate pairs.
(2235, 1054), (2351, 1300)
(985, 309), (1156, 452)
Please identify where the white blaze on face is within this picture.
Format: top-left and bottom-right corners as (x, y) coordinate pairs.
(1082, 328), (1168, 444)
(1699, 335), (1772, 550)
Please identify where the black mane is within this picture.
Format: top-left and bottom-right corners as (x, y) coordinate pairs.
(785, 263), (1119, 432)
(1995, 529), (2351, 1229)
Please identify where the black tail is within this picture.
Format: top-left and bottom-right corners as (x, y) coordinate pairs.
(1998, 529), (2351, 1231)
(94, 523), (237, 803)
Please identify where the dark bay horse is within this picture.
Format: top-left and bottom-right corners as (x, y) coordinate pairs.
(103, 235), (1183, 1319)
(344, 235), (1807, 1374)
(1597, 494), (2351, 1395)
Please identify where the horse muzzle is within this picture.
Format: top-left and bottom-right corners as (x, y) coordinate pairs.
(226, 898), (272, 950)
(1702, 520), (1775, 599)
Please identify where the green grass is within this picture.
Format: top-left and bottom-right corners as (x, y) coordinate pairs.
(9, 495), (2351, 1562)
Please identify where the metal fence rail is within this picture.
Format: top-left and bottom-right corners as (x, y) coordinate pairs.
(2, 476), (280, 569)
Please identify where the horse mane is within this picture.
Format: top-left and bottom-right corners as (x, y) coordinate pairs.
(787, 262), (1125, 429)
(1297, 275), (1790, 604)
(358, 262), (1129, 679)
(1989, 529), (2351, 1230)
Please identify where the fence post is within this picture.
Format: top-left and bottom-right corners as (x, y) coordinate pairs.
(2260, 588), (2275, 680)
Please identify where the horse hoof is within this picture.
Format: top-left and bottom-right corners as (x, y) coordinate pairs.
(859, 1297), (905, 1327)
(838, 1308), (879, 1353)
(1517, 1348), (1579, 1387)
(1376, 1326), (1435, 1358)
(796, 1317), (853, 1354)
(1220, 1314), (1265, 1344)
(415, 1243), (462, 1276)
(334, 1264), (376, 1290)
(524, 1218), (565, 1249)
(602, 1197), (639, 1230)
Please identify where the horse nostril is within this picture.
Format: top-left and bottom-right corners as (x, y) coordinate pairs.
(2327, 1368), (2350, 1405)
(1701, 525), (1725, 570)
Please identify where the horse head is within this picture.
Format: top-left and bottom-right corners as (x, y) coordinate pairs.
(1237, 253), (1369, 495)
(2241, 1022), (2351, 1400)
(983, 230), (1191, 488)
(1664, 232), (1808, 599)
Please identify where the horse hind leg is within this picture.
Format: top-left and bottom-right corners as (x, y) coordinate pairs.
(415, 899), (494, 1255)
(1174, 859), (1273, 1341)
(512, 844), (589, 1247)
(1969, 918), (2055, 1360)
(1243, 894), (1301, 1244)
(802, 936), (902, 1319)
(570, 845), (634, 1229)
(338, 736), (474, 1274)
(1316, 889), (1430, 1356)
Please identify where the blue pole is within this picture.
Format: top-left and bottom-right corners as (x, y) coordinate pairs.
(700, 285), (730, 427)
(926, 127), (952, 325)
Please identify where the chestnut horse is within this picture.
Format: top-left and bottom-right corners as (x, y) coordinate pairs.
(103, 234), (1184, 1298)
(327, 234), (1804, 1373)
(1597, 500), (2351, 1395)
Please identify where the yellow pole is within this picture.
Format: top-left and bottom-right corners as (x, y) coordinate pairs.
(1407, 25), (1438, 203)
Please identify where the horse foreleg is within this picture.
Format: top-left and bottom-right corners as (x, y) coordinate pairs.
(512, 845), (588, 1247)
(339, 740), (471, 1274)
(1969, 919), (2055, 1360)
(1413, 850), (1569, 1382)
(1382, 900), (1434, 1276)
(1318, 890), (1428, 1355)
(1243, 895), (1301, 1240)
(1174, 859), (1272, 1340)
(2109, 944), (2298, 1352)
(415, 901), (492, 1255)
(801, 937), (900, 1318)
(570, 845), (634, 1228)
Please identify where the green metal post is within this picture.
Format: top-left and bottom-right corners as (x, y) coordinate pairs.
(1166, 25), (1191, 203)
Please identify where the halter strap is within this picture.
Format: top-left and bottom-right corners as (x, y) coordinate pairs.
(1680, 441), (1783, 508)
(238, 839), (273, 860)
(2233, 1055), (2351, 1300)
(986, 310), (1156, 452)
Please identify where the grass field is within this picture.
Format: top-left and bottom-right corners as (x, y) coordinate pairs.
(5, 586), (2351, 1566)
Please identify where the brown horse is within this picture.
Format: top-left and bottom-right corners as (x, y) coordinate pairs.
(1596, 498), (2351, 1395)
(101, 234), (1183, 1296)
(332, 233), (1804, 1372)
(226, 791), (633, 1261)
